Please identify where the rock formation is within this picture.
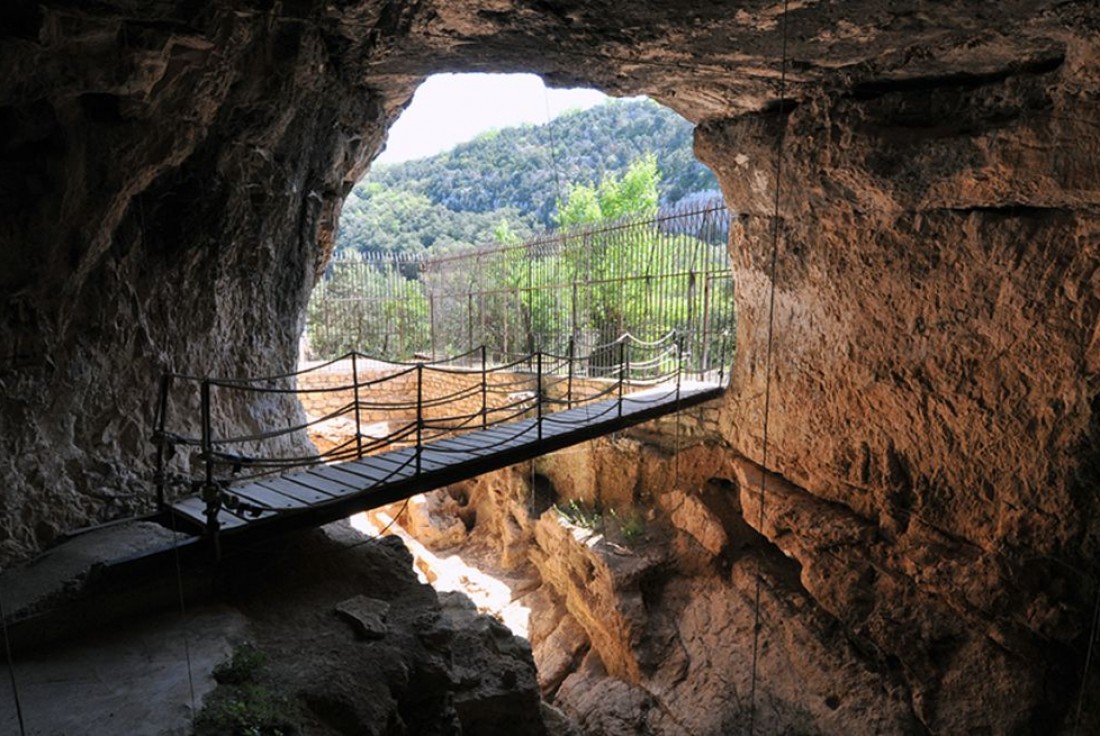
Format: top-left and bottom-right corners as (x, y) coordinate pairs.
(2, 0), (1098, 732)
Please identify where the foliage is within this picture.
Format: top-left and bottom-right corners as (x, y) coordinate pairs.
(336, 98), (720, 257)
(555, 499), (603, 531)
(196, 643), (301, 736)
(608, 508), (646, 544)
(213, 643), (267, 686)
(556, 154), (660, 228)
(305, 203), (734, 364)
(305, 95), (733, 364)
(307, 261), (430, 359)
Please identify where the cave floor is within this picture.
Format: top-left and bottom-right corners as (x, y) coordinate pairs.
(0, 604), (245, 736)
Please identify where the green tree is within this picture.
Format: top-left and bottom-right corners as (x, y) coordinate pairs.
(556, 154), (659, 228)
(552, 156), (664, 371)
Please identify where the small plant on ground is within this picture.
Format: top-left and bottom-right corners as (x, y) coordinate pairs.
(195, 642), (301, 736)
(555, 499), (603, 531)
(212, 642), (267, 685)
(609, 507), (646, 544)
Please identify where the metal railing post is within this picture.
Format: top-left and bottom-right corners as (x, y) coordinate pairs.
(700, 275), (712, 381)
(429, 292), (437, 360)
(617, 340), (626, 417)
(536, 351), (543, 440)
(200, 379), (221, 559)
(480, 345), (488, 429)
(719, 329), (730, 386)
(566, 336), (575, 408)
(153, 373), (173, 510)
(416, 362), (424, 474)
(352, 352), (363, 458)
(676, 330), (684, 402)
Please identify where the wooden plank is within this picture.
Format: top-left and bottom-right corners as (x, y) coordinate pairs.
(329, 458), (410, 485)
(171, 497), (249, 530)
(418, 447), (477, 468)
(417, 441), (488, 463)
(255, 476), (338, 505)
(373, 448), (451, 473)
(311, 464), (380, 488)
(285, 470), (367, 498)
(430, 434), (498, 453)
(476, 425), (536, 445)
(230, 483), (308, 511)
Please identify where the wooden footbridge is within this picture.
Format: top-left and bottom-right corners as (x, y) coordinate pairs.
(153, 332), (727, 553)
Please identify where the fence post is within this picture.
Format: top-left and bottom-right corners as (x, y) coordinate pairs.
(416, 362), (423, 474)
(429, 292), (437, 360)
(566, 336), (575, 408)
(536, 351), (543, 440)
(676, 330), (684, 402)
(700, 275), (711, 381)
(481, 345), (488, 429)
(152, 373), (173, 510)
(617, 340), (625, 417)
(467, 291), (474, 353)
(719, 329), (730, 386)
(352, 352), (363, 458)
(200, 380), (221, 559)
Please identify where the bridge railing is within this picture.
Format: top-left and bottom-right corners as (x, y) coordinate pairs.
(151, 329), (730, 543)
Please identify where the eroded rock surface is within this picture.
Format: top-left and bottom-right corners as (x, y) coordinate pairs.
(394, 429), (1098, 734)
(2, 0), (1099, 733)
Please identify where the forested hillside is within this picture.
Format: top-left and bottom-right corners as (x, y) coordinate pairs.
(337, 98), (719, 256)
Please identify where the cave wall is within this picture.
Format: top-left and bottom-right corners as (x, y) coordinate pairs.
(1, 2), (412, 557)
(2, 0), (1099, 730)
(700, 41), (1100, 635)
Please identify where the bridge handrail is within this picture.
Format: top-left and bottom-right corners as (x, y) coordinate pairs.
(152, 327), (731, 553)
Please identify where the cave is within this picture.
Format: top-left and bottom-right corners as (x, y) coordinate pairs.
(2, 1), (1099, 734)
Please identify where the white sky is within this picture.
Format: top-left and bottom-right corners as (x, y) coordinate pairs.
(373, 73), (610, 165)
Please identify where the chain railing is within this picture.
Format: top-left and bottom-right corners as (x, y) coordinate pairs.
(152, 330), (730, 550)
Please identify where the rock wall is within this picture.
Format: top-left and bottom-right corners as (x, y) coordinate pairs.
(0, 2), (410, 559)
(697, 44), (1100, 731)
(2, 0), (1099, 732)
(402, 429), (1096, 734)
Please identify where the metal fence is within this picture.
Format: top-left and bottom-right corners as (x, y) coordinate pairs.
(306, 198), (735, 377)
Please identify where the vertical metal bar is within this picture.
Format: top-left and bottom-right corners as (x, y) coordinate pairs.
(719, 328), (730, 386)
(566, 336), (575, 408)
(429, 292), (437, 360)
(153, 373), (173, 510)
(617, 340), (625, 416)
(201, 380), (213, 494)
(687, 270), (697, 376)
(200, 380), (220, 558)
(677, 330), (684, 402)
(352, 352), (363, 458)
(571, 280), (578, 354)
(536, 351), (543, 440)
(701, 275), (712, 380)
(416, 362), (423, 474)
(481, 345), (488, 429)
(467, 291), (474, 354)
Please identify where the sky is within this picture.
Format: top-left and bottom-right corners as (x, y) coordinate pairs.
(373, 73), (610, 165)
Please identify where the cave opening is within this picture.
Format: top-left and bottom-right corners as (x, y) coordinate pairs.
(299, 72), (729, 367)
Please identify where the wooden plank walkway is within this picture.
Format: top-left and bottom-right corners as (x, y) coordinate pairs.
(167, 381), (723, 539)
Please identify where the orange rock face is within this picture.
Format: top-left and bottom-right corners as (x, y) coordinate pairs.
(2, 1), (1099, 732)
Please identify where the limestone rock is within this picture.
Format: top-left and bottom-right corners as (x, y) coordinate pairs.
(2, 0), (1099, 732)
(334, 594), (390, 640)
(439, 591), (549, 736)
(659, 488), (728, 557)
